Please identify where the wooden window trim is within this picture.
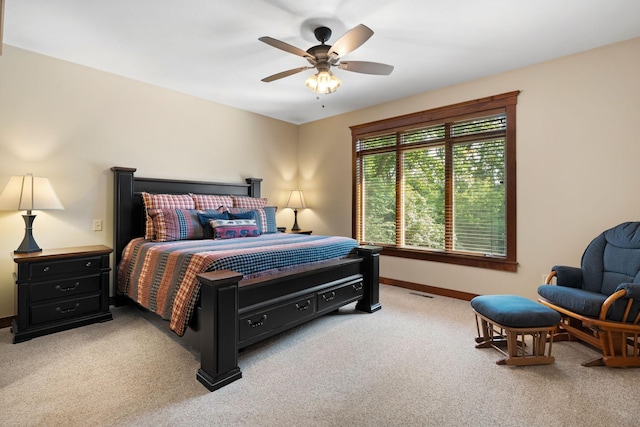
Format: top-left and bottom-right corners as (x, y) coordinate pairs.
(351, 91), (520, 272)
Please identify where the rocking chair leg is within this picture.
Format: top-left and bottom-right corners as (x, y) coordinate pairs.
(582, 357), (605, 367)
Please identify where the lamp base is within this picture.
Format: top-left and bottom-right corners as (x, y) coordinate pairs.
(291, 209), (301, 232)
(15, 214), (42, 254)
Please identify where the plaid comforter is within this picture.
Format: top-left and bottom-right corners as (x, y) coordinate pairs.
(117, 233), (359, 335)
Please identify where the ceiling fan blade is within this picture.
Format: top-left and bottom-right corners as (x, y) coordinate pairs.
(327, 24), (374, 58)
(259, 36), (313, 60)
(338, 61), (394, 75)
(261, 66), (311, 83)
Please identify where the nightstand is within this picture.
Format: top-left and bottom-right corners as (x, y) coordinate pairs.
(288, 230), (312, 235)
(11, 245), (113, 343)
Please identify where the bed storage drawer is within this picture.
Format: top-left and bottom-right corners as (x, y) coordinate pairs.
(317, 277), (364, 313)
(239, 294), (316, 344)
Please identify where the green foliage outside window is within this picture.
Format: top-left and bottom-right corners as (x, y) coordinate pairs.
(355, 109), (512, 263)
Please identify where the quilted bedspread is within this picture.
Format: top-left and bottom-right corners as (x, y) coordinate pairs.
(117, 233), (360, 335)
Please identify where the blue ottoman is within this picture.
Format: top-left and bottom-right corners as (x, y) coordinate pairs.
(471, 295), (561, 366)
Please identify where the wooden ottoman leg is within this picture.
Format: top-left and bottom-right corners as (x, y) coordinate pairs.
(498, 326), (556, 366)
(475, 315), (493, 348)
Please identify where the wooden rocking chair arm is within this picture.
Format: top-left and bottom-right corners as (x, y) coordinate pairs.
(544, 271), (556, 284)
(599, 289), (633, 321)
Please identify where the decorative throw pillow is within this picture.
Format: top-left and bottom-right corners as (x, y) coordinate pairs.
(142, 193), (195, 240)
(229, 206), (277, 234)
(197, 210), (230, 238)
(191, 193), (234, 210)
(231, 195), (268, 210)
(208, 219), (260, 239)
(229, 210), (256, 220)
(147, 208), (204, 242)
(261, 206), (278, 234)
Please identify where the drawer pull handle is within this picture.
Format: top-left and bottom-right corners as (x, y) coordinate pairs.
(43, 266), (50, 273)
(322, 291), (336, 302)
(56, 303), (80, 314)
(247, 315), (267, 328)
(85, 261), (93, 267)
(56, 282), (80, 292)
(353, 283), (363, 291)
(295, 300), (311, 311)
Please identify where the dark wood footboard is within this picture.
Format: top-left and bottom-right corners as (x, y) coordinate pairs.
(195, 247), (381, 392)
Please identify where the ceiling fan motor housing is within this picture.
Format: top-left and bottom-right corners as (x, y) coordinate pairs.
(313, 27), (332, 44)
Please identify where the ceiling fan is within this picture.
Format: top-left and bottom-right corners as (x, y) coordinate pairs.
(259, 24), (393, 95)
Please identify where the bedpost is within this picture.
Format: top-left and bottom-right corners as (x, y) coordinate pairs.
(196, 270), (243, 391)
(111, 167), (136, 267)
(355, 245), (382, 313)
(246, 178), (262, 198)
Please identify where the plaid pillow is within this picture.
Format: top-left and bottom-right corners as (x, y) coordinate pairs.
(191, 193), (234, 210)
(229, 206), (277, 234)
(142, 193), (195, 240)
(147, 208), (204, 242)
(261, 206), (278, 233)
(232, 195), (267, 210)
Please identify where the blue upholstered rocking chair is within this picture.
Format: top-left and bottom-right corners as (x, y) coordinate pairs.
(538, 222), (640, 367)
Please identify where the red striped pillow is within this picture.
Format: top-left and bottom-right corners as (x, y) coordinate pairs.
(147, 209), (204, 242)
(142, 193), (194, 240)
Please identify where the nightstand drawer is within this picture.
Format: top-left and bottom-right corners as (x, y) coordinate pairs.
(30, 275), (101, 302)
(30, 294), (102, 325)
(29, 256), (103, 279)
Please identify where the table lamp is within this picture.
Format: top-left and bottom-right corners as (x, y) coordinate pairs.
(0, 173), (64, 253)
(285, 190), (306, 231)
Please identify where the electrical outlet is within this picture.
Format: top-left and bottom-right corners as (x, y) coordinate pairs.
(93, 219), (103, 231)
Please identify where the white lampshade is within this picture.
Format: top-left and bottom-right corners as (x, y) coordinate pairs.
(0, 174), (64, 213)
(0, 173), (64, 253)
(285, 190), (306, 210)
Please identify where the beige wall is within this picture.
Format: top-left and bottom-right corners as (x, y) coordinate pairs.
(298, 37), (640, 300)
(0, 46), (299, 318)
(1, 37), (638, 318)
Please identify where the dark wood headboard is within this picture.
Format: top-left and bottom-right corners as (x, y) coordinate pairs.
(111, 167), (262, 266)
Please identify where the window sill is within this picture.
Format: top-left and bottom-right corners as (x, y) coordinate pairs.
(377, 246), (517, 272)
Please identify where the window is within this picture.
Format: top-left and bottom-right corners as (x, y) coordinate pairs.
(351, 91), (519, 271)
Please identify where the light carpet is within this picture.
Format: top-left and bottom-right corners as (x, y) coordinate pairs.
(1, 285), (638, 426)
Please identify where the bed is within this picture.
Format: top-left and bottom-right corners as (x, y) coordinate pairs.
(112, 167), (382, 391)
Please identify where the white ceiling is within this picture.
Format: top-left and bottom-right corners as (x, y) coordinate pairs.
(3, 0), (640, 125)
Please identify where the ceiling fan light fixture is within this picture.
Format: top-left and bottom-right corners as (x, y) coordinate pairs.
(305, 70), (342, 94)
